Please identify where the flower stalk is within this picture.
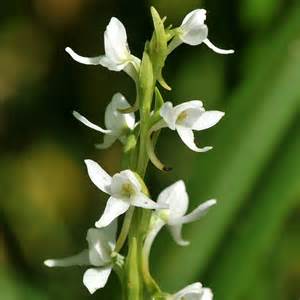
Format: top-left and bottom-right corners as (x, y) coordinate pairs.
(44, 6), (233, 300)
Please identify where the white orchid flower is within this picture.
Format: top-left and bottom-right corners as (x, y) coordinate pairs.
(171, 282), (213, 300)
(73, 93), (135, 149)
(143, 180), (216, 263)
(160, 100), (224, 153)
(169, 9), (234, 55)
(65, 17), (140, 80)
(85, 159), (165, 228)
(44, 221), (117, 294)
(156, 180), (216, 246)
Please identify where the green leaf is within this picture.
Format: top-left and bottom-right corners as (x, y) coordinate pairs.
(125, 237), (141, 300)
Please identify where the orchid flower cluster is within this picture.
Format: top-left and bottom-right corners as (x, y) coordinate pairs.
(44, 7), (233, 300)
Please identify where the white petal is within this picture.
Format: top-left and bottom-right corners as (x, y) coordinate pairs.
(160, 102), (176, 130)
(170, 199), (217, 225)
(65, 47), (103, 65)
(168, 224), (190, 246)
(180, 9), (208, 46)
(173, 100), (203, 116)
(204, 39), (234, 54)
(99, 56), (127, 71)
(44, 249), (89, 267)
(175, 100), (204, 109)
(86, 221), (117, 266)
(118, 105), (136, 132)
(84, 159), (112, 194)
(180, 24), (208, 46)
(178, 109), (203, 128)
(105, 93), (135, 132)
(73, 111), (112, 134)
(173, 101), (205, 128)
(192, 111), (224, 131)
(181, 9), (207, 28)
(120, 170), (141, 190)
(95, 196), (130, 228)
(83, 267), (112, 294)
(176, 126), (212, 152)
(202, 288), (213, 300)
(110, 170), (141, 198)
(95, 134), (118, 150)
(104, 17), (130, 64)
(131, 193), (162, 209)
(157, 180), (189, 220)
(173, 282), (203, 299)
(122, 113), (135, 131)
(173, 101), (204, 129)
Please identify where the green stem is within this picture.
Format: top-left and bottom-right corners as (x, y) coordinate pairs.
(137, 120), (150, 176)
(124, 47), (165, 299)
(126, 237), (141, 300)
(115, 207), (135, 252)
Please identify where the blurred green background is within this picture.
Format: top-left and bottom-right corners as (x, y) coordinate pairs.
(1, 0), (300, 299)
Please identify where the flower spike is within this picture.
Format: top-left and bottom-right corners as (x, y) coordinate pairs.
(46, 6), (231, 298)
